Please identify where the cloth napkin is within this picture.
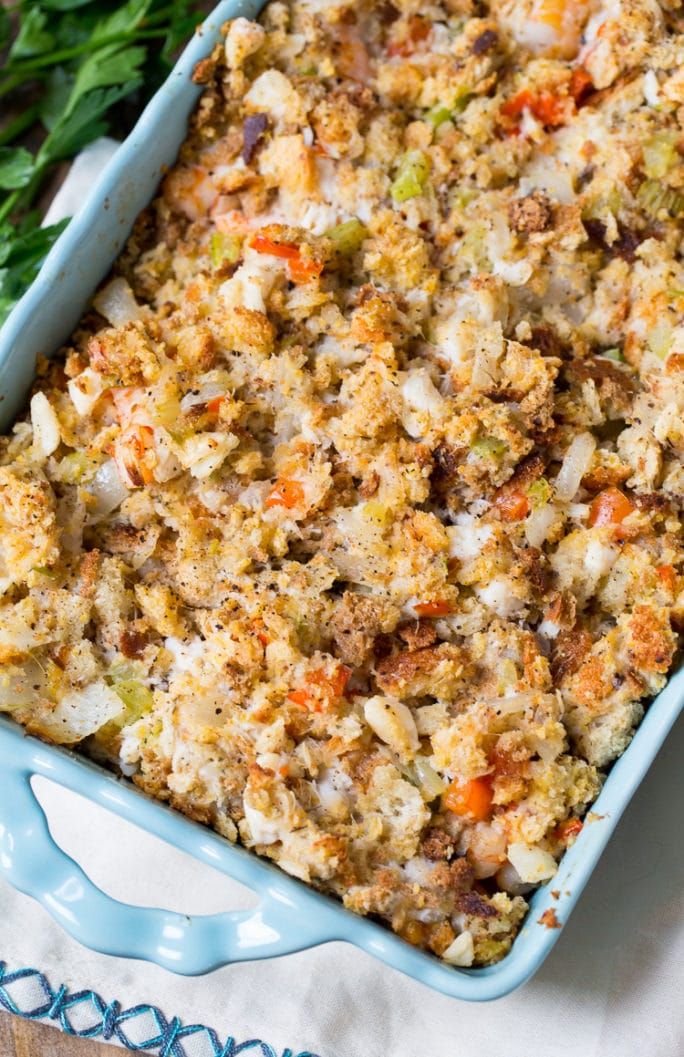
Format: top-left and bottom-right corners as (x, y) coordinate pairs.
(0, 142), (682, 1057)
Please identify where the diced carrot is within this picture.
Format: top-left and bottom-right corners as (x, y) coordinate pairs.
(250, 234), (323, 284)
(414, 600), (452, 617)
(207, 395), (225, 415)
(287, 688), (313, 709)
(588, 487), (635, 527)
(265, 478), (305, 509)
(496, 489), (530, 522)
(288, 664), (351, 712)
(502, 89), (569, 128)
(569, 66), (594, 105)
(250, 234), (300, 259)
(443, 777), (493, 822)
(327, 663), (352, 697)
(656, 564), (676, 593)
(555, 817), (583, 843)
(287, 256), (324, 284)
(252, 619), (271, 646)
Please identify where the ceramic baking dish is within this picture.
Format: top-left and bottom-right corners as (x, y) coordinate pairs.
(0, 0), (682, 1001)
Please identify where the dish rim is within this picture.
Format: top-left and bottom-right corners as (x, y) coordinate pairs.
(0, 0), (682, 1000)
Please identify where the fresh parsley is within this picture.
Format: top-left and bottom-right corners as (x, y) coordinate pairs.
(0, 0), (207, 325)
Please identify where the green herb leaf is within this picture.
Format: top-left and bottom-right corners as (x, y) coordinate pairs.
(73, 43), (146, 98)
(0, 219), (69, 325)
(40, 82), (142, 163)
(0, 148), (35, 191)
(91, 0), (153, 46)
(42, 0), (99, 10)
(9, 8), (56, 60)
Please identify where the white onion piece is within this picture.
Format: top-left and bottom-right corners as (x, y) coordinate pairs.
(525, 503), (558, 547)
(87, 458), (129, 519)
(93, 278), (141, 327)
(507, 842), (558, 883)
(553, 432), (596, 502)
(442, 931), (474, 967)
(30, 392), (61, 456)
(414, 755), (446, 798)
(34, 680), (124, 744)
(495, 861), (534, 896)
(364, 695), (420, 759)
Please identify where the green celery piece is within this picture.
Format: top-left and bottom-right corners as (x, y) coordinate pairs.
(326, 218), (367, 254)
(210, 231), (242, 267)
(527, 477), (552, 508)
(642, 131), (678, 180)
(113, 678), (154, 719)
(426, 104), (452, 129)
(601, 347), (624, 361)
(471, 435), (507, 459)
(391, 150), (430, 204)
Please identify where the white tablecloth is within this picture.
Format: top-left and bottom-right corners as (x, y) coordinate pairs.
(0, 142), (682, 1057)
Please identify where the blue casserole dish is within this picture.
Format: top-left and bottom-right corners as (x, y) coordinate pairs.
(0, 0), (682, 1001)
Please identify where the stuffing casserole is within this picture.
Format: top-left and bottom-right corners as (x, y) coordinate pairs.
(1, 0), (683, 968)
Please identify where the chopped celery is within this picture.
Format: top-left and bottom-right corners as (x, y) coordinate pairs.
(31, 566), (58, 578)
(426, 104), (452, 129)
(326, 218), (367, 254)
(647, 320), (673, 359)
(527, 477), (552, 509)
(58, 450), (91, 483)
(112, 679), (154, 720)
(637, 179), (684, 219)
(642, 131), (678, 179)
(452, 87), (472, 114)
(391, 150), (430, 203)
(601, 347), (624, 361)
(210, 231), (241, 268)
(452, 186), (475, 210)
(471, 435), (507, 460)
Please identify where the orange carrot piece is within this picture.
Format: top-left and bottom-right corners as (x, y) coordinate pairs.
(588, 487), (635, 527)
(496, 489), (530, 522)
(444, 777), (493, 822)
(414, 600), (453, 617)
(265, 478), (305, 509)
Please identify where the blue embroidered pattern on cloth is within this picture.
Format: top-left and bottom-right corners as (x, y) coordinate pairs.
(0, 961), (321, 1056)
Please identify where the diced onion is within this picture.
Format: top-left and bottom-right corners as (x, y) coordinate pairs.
(553, 432), (596, 503)
(87, 458), (129, 519)
(507, 842), (558, 883)
(364, 695), (419, 759)
(93, 278), (142, 327)
(414, 755), (446, 799)
(525, 503), (558, 547)
(30, 392), (61, 457)
(442, 931), (474, 967)
(32, 680), (125, 744)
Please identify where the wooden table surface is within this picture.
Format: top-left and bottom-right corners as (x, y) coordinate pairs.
(0, 1011), (112, 1055)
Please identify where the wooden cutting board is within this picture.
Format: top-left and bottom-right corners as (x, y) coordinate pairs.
(0, 1013), (112, 1055)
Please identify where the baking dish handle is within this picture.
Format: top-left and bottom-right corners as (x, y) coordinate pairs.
(0, 760), (338, 974)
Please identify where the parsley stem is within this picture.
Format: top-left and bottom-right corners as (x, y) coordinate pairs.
(0, 102), (41, 147)
(0, 29), (168, 84)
